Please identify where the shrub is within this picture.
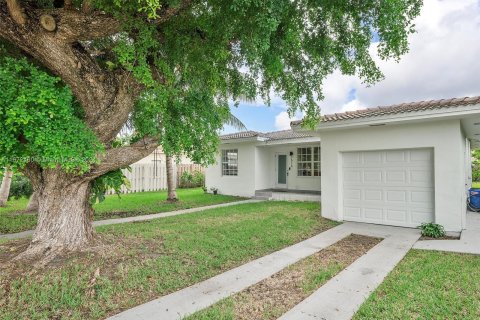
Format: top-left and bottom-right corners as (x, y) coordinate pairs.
(419, 222), (446, 238)
(9, 173), (33, 200)
(179, 170), (205, 188)
(192, 170), (205, 186)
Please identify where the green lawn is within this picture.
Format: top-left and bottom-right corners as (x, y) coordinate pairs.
(0, 201), (336, 320)
(355, 250), (480, 319)
(472, 181), (480, 188)
(0, 188), (243, 234)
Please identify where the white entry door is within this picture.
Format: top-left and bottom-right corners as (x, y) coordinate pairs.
(342, 149), (434, 228)
(276, 154), (288, 188)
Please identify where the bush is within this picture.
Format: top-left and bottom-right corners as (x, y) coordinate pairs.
(179, 170), (205, 188)
(472, 150), (480, 182)
(9, 173), (33, 200)
(419, 222), (446, 238)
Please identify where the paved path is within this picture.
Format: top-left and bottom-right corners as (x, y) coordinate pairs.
(108, 222), (420, 320)
(280, 223), (420, 320)
(414, 212), (480, 255)
(0, 200), (260, 241)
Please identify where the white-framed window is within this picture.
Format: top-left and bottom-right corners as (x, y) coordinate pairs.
(297, 147), (320, 176)
(222, 149), (238, 176)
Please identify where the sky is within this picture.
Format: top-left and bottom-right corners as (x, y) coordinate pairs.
(223, 0), (480, 134)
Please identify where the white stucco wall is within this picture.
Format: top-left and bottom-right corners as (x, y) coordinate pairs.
(320, 119), (466, 232)
(205, 142), (257, 197)
(205, 141), (322, 196)
(254, 147), (271, 190)
(256, 144), (321, 191)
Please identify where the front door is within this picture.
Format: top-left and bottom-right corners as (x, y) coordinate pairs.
(276, 154), (288, 188)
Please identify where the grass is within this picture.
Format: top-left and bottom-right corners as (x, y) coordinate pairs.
(0, 201), (337, 320)
(354, 250), (480, 319)
(0, 188), (243, 234)
(472, 181), (480, 188)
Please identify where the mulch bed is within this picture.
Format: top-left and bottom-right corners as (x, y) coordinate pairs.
(222, 234), (381, 320)
(419, 235), (460, 240)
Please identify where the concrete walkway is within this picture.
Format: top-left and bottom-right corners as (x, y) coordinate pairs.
(0, 200), (260, 241)
(280, 223), (420, 320)
(414, 212), (480, 255)
(108, 223), (420, 320)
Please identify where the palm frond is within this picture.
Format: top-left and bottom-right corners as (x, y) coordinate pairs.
(224, 113), (247, 131)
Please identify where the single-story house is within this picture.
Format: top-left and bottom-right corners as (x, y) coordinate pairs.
(205, 130), (322, 200)
(206, 96), (480, 232)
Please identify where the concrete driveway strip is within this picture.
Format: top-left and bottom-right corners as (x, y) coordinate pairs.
(0, 200), (260, 241)
(107, 224), (353, 320)
(279, 223), (420, 320)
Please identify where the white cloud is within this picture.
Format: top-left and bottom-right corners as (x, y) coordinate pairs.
(275, 111), (302, 130)
(318, 0), (480, 114)
(341, 99), (366, 113)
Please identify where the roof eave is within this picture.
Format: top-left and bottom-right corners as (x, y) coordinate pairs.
(294, 104), (480, 131)
(220, 136), (268, 144)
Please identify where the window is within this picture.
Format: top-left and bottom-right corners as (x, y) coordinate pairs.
(297, 147), (320, 176)
(222, 149), (238, 176)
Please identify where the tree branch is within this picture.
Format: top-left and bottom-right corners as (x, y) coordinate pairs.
(0, 3), (133, 143)
(6, 0), (26, 25)
(87, 137), (159, 178)
(53, 9), (121, 43)
(154, 0), (192, 25)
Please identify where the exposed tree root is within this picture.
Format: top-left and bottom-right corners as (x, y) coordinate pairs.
(12, 235), (104, 269)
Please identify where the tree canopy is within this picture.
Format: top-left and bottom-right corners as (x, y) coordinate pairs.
(0, 0), (423, 171)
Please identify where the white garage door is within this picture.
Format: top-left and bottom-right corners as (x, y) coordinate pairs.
(342, 149), (434, 228)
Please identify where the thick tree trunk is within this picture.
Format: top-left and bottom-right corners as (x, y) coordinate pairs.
(16, 170), (94, 261)
(0, 167), (13, 206)
(166, 156), (178, 201)
(26, 191), (39, 212)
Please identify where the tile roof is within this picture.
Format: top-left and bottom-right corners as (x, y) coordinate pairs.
(291, 96), (480, 125)
(220, 129), (313, 141)
(263, 129), (313, 140)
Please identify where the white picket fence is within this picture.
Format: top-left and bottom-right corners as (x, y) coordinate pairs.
(106, 163), (204, 194)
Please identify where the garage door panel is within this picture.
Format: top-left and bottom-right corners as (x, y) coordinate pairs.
(386, 190), (407, 202)
(364, 208), (383, 220)
(343, 170), (361, 182)
(385, 150), (406, 162)
(364, 189), (382, 201)
(344, 207), (361, 218)
(386, 209), (407, 222)
(364, 171), (383, 183)
(342, 149), (434, 228)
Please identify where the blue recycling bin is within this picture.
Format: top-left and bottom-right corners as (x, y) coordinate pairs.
(469, 188), (480, 209)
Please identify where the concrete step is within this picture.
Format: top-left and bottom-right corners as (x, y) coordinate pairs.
(253, 196), (271, 200)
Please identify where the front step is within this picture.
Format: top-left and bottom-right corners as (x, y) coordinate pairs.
(254, 190), (272, 200)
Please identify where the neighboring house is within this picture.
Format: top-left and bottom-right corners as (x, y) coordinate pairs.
(205, 130), (321, 199)
(206, 96), (480, 232)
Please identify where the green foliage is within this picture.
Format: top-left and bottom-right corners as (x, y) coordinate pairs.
(0, 53), (103, 173)
(8, 173), (33, 200)
(94, 0), (422, 140)
(179, 170), (205, 188)
(90, 169), (131, 204)
(419, 222), (446, 238)
(2, 1), (422, 179)
(472, 150), (480, 182)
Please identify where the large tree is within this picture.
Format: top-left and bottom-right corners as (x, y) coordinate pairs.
(0, 0), (422, 260)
